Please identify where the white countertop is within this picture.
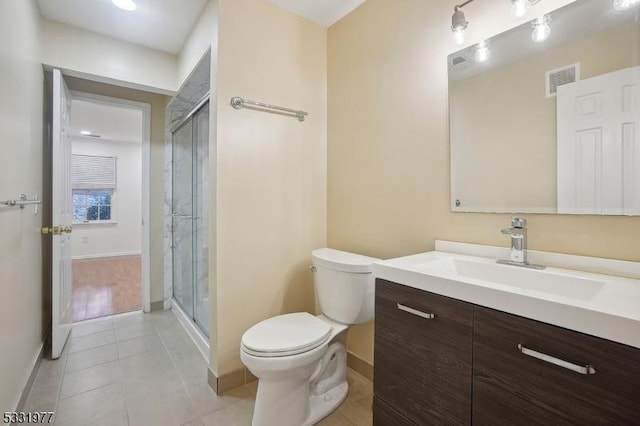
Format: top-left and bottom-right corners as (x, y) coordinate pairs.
(372, 242), (640, 349)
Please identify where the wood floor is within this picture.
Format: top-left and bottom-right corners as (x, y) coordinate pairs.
(72, 255), (141, 322)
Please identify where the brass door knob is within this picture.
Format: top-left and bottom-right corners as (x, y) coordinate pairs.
(41, 225), (72, 235)
(42, 226), (61, 235)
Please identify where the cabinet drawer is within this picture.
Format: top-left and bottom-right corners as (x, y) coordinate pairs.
(473, 306), (640, 425)
(373, 396), (416, 426)
(374, 279), (473, 425)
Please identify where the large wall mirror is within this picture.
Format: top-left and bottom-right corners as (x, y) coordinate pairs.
(449, 0), (640, 215)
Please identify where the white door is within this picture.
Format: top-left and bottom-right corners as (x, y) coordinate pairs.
(50, 69), (73, 359)
(557, 66), (640, 215)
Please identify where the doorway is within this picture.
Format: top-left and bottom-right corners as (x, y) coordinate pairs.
(68, 95), (148, 322)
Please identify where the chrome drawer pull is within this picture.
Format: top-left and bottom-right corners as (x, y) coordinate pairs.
(397, 303), (435, 320)
(517, 344), (596, 375)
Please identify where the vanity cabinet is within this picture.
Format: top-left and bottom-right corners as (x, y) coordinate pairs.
(473, 306), (640, 425)
(374, 279), (640, 425)
(373, 279), (473, 425)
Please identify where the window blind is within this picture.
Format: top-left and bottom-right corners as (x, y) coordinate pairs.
(71, 154), (117, 189)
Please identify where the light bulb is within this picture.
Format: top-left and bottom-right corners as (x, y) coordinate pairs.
(451, 7), (468, 46)
(112, 0), (136, 11)
(453, 27), (466, 45)
(511, 0), (529, 18)
(475, 40), (490, 63)
(613, 0), (640, 10)
(532, 15), (551, 43)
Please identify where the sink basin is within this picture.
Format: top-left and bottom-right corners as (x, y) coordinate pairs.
(415, 258), (605, 300)
(371, 243), (640, 350)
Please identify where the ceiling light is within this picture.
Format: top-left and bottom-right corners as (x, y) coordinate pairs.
(112, 0), (136, 11)
(532, 15), (551, 43)
(511, 0), (529, 18)
(80, 130), (91, 135)
(613, 0), (640, 10)
(451, 5), (469, 46)
(475, 40), (491, 62)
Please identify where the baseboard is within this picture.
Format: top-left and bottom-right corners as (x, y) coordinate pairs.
(71, 251), (141, 260)
(347, 351), (374, 382)
(150, 301), (164, 312)
(208, 367), (256, 395)
(14, 342), (46, 411)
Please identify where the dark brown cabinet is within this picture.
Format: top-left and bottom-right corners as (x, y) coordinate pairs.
(473, 306), (640, 426)
(374, 279), (640, 426)
(374, 279), (473, 425)
(373, 397), (415, 426)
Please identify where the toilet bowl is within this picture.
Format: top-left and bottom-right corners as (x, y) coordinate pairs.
(240, 248), (380, 426)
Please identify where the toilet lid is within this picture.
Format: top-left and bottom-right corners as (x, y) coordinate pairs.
(241, 313), (332, 357)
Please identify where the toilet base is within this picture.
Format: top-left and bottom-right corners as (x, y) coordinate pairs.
(304, 381), (349, 426)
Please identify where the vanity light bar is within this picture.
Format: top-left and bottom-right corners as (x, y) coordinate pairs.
(451, 0), (545, 47)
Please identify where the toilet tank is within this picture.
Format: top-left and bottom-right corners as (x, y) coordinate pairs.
(311, 248), (381, 325)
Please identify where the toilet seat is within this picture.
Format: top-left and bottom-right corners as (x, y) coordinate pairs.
(241, 312), (332, 357)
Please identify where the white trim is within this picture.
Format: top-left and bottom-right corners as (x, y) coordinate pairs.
(43, 65), (176, 97)
(70, 90), (152, 313)
(72, 251), (141, 260)
(13, 342), (45, 411)
(171, 299), (209, 363)
(73, 220), (118, 226)
(73, 135), (142, 145)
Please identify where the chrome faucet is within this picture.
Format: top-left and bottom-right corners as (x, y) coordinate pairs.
(497, 217), (545, 269)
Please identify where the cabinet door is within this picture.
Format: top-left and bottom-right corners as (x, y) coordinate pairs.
(373, 397), (415, 426)
(473, 306), (640, 425)
(374, 279), (473, 425)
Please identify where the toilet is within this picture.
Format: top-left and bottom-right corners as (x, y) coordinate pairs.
(240, 248), (380, 426)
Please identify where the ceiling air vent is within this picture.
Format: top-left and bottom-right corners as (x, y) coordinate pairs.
(546, 63), (580, 98)
(452, 55), (466, 66)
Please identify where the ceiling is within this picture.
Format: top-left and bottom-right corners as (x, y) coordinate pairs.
(37, 0), (366, 55)
(263, 0), (366, 27)
(70, 100), (143, 142)
(36, 0), (208, 54)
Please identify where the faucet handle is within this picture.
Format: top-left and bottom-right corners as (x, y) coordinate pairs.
(511, 217), (526, 228)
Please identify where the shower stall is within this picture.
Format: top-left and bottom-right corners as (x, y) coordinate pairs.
(170, 99), (210, 337)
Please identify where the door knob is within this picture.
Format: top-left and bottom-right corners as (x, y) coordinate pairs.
(42, 226), (61, 235)
(41, 225), (72, 235)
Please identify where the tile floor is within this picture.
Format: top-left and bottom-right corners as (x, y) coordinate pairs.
(72, 255), (142, 322)
(23, 310), (373, 425)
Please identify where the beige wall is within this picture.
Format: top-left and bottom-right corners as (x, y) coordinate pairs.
(41, 20), (178, 95)
(327, 0), (640, 365)
(212, 0), (327, 375)
(65, 77), (169, 305)
(0, 0), (44, 411)
(451, 21), (639, 212)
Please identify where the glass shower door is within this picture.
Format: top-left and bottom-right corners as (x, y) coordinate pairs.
(171, 100), (209, 336)
(172, 118), (194, 319)
(193, 103), (209, 335)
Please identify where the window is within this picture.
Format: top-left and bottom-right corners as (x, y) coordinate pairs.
(73, 190), (112, 222)
(71, 154), (117, 223)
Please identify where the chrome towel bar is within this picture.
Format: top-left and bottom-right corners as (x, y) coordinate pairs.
(230, 96), (309, 122)
(1, 194), (41, 215)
